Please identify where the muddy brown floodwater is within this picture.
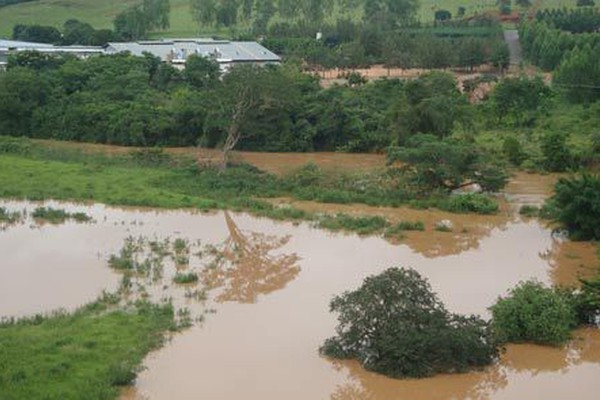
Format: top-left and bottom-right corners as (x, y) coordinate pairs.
(0, 185), (598, 400)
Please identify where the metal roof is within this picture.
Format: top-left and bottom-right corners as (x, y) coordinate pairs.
(0, 39), (54, 49)
(106, 39), (280, 64)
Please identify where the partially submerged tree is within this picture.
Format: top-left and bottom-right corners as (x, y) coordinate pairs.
(320, 267), (498, 378)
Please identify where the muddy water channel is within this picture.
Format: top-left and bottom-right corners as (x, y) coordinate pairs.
(0, 194), (598, 400)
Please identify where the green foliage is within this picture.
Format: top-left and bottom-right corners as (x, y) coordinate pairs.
(502, 136), (526, 165)
(575, 274), (600, 325)
(388, 135), (508, 194)
(0, 299), (175, 399)
(554, 42), (600, 103)
(490, 76), (552, 127)
(541, 131), (573, 172)
(173, 272), (199, 284)
(490, 281), (578, 346)
(321, 267), (498, 378)
(549, 173), (600, 240)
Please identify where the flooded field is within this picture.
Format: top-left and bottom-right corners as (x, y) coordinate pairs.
(0, 189), (598, 399)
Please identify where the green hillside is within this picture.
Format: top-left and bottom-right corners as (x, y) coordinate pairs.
(0, 0), (580, 39)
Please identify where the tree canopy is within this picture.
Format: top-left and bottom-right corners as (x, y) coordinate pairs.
(320, 267), (499, 378)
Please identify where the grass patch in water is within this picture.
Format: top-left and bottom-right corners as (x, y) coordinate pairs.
(384, 220), (425, 239)
(32, 207), (92, 224)
(317, 213), (389, 235)
(0, 298), (175, 400)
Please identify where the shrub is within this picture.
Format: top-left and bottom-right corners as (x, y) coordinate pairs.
(541, 131), (572, 172)
(320, 267), (498, 378)
(490, 281), (578, 346)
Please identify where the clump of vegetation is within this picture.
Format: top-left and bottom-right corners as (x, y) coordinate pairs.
(442, 193), (499, 215)
(108, 236), (143, 271)
(32, 207), (92, 224)
(490, 281), (579, 346)
(316, 213), (389, 235)
(173, 272), (199, 285)
(384, 220), (425, 239)
(0, 298), (175, 399)
(172, 238), (190, 266)
(320, 267), (498, 378)
(548, 174), (600, 240)
(519, 205), (539, 217)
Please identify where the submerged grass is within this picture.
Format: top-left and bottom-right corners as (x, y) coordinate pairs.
(0, 298), (175, 400)
(32, 207), (92, 224)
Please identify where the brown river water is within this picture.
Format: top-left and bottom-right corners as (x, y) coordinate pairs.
(0, 172), (598, 400)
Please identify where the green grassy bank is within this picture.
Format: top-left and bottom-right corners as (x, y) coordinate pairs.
(0, 298), (176, 400)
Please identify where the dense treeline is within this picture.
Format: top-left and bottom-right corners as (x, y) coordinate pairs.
(2, 48), (599, 177)
(2, 49), (599, 171)
(12, 20), (117, 46)
(535, 7), (600, 33)
(0, 51), (473, 151)
(264, 18), (508, 70)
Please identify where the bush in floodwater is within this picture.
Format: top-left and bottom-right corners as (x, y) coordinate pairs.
(490, 281), (578, 346)
(441, 194), (499, 215)
(173, 272), (199, 284)
(321, 267), (498, 378)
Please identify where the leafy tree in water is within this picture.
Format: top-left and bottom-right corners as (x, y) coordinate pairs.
(490, 281), (578, 345)
(320, 267), (499, 378)
(549, 173), (600, 240)
(388, 135), (508, 193)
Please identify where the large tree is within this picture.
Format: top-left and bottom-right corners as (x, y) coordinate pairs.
(321, 267), (498, 378)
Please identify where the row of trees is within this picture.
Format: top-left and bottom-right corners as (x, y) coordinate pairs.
(189, 0), (419, 31)
(12, 20), (117, 46)
(10, 0), (170, 44)
(535, 7), (600, 33)
(520, 20), (600, 103)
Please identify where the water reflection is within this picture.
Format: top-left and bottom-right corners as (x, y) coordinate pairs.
(201, 212), (301, 303)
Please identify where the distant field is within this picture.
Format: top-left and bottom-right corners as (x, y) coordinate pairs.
(0, 0), (580, 39)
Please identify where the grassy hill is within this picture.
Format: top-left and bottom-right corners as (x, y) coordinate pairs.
(0, 0), (579, 39)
